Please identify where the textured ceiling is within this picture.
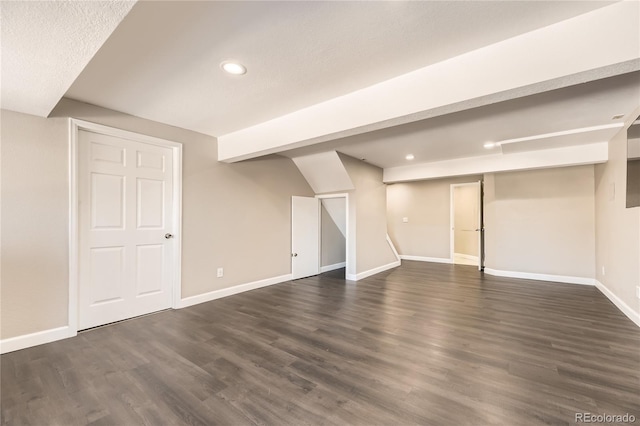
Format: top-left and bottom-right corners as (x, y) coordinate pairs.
(4, 0), (636, 175)
(0, 0), (135, 117)
(64, 0), (614, 136)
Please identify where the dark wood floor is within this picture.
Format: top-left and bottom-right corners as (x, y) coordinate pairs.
(2, 261), (639, 425)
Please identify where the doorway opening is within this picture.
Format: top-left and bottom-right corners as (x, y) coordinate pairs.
(319, 196), (348, 278)
(450, 181), (484, 270)
(291, 194), (350, 280)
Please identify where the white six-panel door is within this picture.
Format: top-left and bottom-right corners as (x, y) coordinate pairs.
(78, 130), (174, 330)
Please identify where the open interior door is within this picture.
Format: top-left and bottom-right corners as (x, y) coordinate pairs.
(291, 196), (320, 279)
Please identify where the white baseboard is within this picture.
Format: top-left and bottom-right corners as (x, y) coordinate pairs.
(484, 268), (595, 286)
(176, 274), (292, 309)
(320, 262), (346, 273)
(595, 280), (640, 328)
(454, 253), (479, 262)
(0, 326), (77, 355)
(386, 234), (401, 261)
(399, 255), (453, 264)
(347, 260), (401, 281)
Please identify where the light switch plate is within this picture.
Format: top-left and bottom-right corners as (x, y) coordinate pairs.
(217, 267), (224, 278)
(402, 217), (409, 223)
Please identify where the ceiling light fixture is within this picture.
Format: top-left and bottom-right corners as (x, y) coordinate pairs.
(221, 61), (247, 75)
(405, 154), (415, 160)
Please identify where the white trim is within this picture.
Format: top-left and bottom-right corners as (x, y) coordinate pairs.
(172, 144), (184, 308)
(595, 280), (640, 328)
(454, 253), (479, 262)
(0, 326), (76, 354)
(315, 193), (350, 199)
(399, 255), (453, 264)
(347, 260), (401, 281)
(320, 262), (347, 273)
(450, 182), (481, 264)
(176, 274), (292, 309)
(386, 234), (401, 262)
(68, 119), (79, 332)
(69, 119), (183, 331)
(70, 119), (183, 149)
(484, 268), (596, 286)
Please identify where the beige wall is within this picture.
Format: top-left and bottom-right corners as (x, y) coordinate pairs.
(339, 154), (397, 274)
(321, 204), (346, 267)
(484, 165), (596, 278)
(387, 176), (481, 259)
(1, 99), (314, 339)
(1, 110), (70, 338)
(595, 128), (640, 317)
(453, 185), (479, 257)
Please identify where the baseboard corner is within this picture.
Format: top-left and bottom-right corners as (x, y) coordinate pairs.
(594, 280), (640, 328)
(354, 260), (401, 281)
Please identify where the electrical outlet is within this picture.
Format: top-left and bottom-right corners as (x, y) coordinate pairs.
(402, 217), (409, 223)
(217, 267), (224, 278)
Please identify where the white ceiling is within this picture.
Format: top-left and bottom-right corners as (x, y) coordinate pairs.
(0, 0), (135, 117)
(63, 0), (614, 136)
(3, 0), (639, 179)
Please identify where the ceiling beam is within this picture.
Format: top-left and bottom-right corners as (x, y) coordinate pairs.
(383, 142), (608, 183)
(218, 1), (640, 163)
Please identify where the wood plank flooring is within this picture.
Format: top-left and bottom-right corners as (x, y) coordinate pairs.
(2, 261), (639, 425)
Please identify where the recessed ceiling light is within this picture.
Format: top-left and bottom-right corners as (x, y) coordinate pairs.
(612, 114), (625, 120)
(484, 142), (497, 149)
(405, 154), (415, 160)
(221, 61), (247, 75)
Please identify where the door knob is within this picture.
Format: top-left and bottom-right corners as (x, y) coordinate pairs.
(165, 233), (174, 239)
(292, 253), (298, 257)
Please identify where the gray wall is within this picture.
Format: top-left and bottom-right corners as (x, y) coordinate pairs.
(387, 175), (481, 259)
(595, 128), (640, 317)
(484, 165), (596, 278)
(339, 154), (397, 274)
(1, 111), (70, 338)
(1, 99), (314, 339)
(321, 203), (346, 267)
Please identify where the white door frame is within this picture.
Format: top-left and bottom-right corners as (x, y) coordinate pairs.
(316, 193), (350, 276)
(69, 119), (183, 333)
(450, 182), (482, 269)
